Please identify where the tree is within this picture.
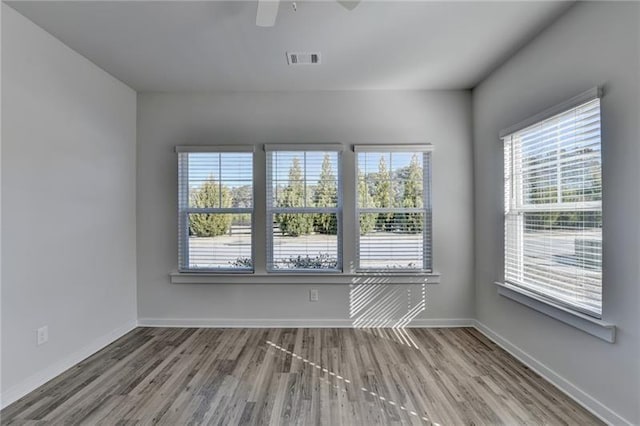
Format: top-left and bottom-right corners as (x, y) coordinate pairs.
(231, 185), (252, 208)
(358, 171), (377, 235)
(313, 154), (338, 234)
(231, 184), (252, 231)
(557, 150), (602, 229)
(525, 151), (560, 229)
(189, 178), (232, 237)
(275, 157), (314, 236)
(522, 147), (602, 232)
(399, 154), (424, 233)
(373, 155), (393, 231)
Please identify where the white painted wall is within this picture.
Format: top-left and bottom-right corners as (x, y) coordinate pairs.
(0, 2), (4, 401)
(472, 2), (640, 424)
(137, 91), (474, 325)
(1, 4), (137, 405)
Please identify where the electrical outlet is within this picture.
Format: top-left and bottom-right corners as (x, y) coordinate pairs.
(309, 289), (319, 302)
(37, 326), (48, 346)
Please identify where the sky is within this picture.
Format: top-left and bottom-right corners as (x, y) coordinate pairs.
(187, 153), (253, 188)
(357, 152), (422, 176)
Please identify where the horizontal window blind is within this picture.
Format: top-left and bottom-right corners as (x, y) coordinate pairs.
(356, 151), (432, 271)
(266, 150), (342, 271)
(503, 97), (602, 317)
(178, 151), (253, 271)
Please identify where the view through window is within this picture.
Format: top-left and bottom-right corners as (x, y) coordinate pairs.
(356, 149), (432, 271)
(178, 150), (253, 271)
(503, 97), (602, 317)
(266, 149), (341, 271)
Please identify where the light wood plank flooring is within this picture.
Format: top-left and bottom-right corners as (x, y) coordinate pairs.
(1, 327), (601, 425)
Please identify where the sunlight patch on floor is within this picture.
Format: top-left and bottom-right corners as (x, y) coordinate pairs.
(265, 340), (439, 425)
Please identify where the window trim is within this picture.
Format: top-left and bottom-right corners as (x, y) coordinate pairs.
(175, 145), (255, 153)
(354, 145), (433, 272)
(498, 87), (605, 322)
(177, 147), (255, 273)
(170, 271), (441, 285)
(498, 87), (602, 139)
(353, 144), (433, 153)
(265, 147), (344, 273)
(495, 282), (615, 343)
(174, 143), (442, 282)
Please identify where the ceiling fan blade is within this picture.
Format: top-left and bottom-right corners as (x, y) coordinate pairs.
(256, 0), (280, 27)
(337, 0), (361, 11)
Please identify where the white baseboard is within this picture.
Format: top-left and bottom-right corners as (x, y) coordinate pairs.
(137, 317), (475, 328)
(473, 320), (631, 426)
(0, 320), (137, 410)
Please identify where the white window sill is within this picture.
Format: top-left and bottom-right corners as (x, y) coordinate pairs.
(170, 271), (441, 285)
(495, 282), (615, 343)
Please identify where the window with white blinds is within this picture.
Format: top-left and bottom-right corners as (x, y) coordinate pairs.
(355, 148), (432, 271)
(266, 146), (342, 271)
(503, 96), (602, 317)
(177, 148), (253, 271)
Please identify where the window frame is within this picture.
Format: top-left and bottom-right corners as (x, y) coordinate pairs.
(354, 145), (433, 273)
(173, 144), (441, 283)
(176, 145), (255, 273)
(265, 144), (344, 273)
(501, 88), (603, 318)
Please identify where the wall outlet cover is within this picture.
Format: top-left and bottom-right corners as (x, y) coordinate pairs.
(37, 326), (48, 345)
(310, 289), (319, 302)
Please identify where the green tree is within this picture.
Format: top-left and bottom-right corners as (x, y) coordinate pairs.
(231, 185), (252, 208)
(399, 154), (424, 233)
(373, 155), (393, 231)
(313, 154), (338, 234)
(559, 151), (602, 229)
(275, 157), (314, 236)
(525, 148), (603, 230)
(358, 171), (377, 235)
(189, 178), (232, 237)
(231, 184), (252, 231)
(525, 151), (560, 229)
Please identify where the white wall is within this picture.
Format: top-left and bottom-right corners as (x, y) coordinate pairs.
(0, 2), (4, 401)
(1, 4), (137, 405)
(472, 2), (639, 424)
(137, 91), (474, 325)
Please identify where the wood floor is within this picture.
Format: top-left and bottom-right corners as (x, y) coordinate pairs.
(1, 327), (601, 425)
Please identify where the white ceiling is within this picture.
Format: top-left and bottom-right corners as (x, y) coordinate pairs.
(6, 1), (573, 91)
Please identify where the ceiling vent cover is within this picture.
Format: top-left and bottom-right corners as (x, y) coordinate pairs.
(286, 52), (321, 65)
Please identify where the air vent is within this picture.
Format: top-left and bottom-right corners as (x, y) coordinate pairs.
(286, 52), (321, 65)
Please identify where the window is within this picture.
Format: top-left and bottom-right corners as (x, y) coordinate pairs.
(174, 143), (440, 282)
(266, 145), (342, 271)
(177, 147), (254, 272)
(503, 95), (602, 317)
(355, 146), (432, 271)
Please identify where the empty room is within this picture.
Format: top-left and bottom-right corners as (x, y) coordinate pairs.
(1, 0), (639, 424)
